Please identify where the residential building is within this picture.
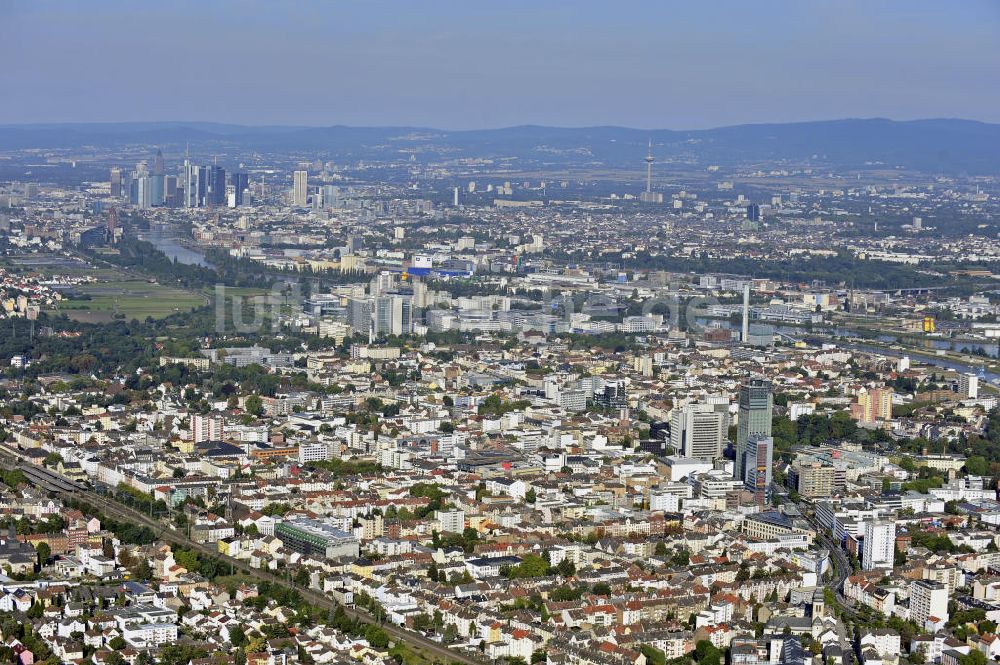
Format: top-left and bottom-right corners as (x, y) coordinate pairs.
(910, 580), (949, 629)
(862, 520), (895, 571)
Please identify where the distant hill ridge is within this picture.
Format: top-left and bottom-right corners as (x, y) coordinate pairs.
(1, 118), (997, 174)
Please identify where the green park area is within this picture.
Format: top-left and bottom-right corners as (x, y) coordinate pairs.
(53, 279), (208, 322)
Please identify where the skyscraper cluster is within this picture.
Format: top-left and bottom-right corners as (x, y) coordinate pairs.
(346, 271), (418, 341)
(111, 150), (250, 209)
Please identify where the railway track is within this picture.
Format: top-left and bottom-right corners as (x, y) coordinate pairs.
(1, 448), (482, 665)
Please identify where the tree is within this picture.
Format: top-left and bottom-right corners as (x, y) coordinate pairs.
(639, 646), (666, 665)
(108, 637), (126, 650)
(245, 395), (264, 416)
(694, 640), (722, 665)
(364, 625), (389, 649)
(230, 626), (248, 648)
(507, 554), (550, 579)
(966, 456), (989, 476)
(958, 650), (987, 665)
(26, 602), (43, 619)
(525, 488), (537, 504)
(129, 555), (152, 580)
(554, 558), (576, 577)
(173, 548), (200, 573)
(592, 582), (612, 596)
(35, 542), (51, 567)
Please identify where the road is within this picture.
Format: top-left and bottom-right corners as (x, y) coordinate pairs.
(802, 508), (858, 664)
(2, 451), (482, 665)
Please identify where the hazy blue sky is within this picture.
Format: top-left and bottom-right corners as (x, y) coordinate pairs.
(2, 0), (998, 129)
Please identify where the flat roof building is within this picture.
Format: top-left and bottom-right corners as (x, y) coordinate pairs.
(275, 518), (359, 560)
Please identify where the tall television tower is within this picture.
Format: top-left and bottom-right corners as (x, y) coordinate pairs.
(645, 140), (654, 194)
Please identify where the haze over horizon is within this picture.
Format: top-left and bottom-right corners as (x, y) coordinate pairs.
(2, 0), (998, 129)
(2, 117), (999, 132)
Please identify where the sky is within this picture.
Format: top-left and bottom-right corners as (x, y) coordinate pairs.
(1, 0), (998, 129)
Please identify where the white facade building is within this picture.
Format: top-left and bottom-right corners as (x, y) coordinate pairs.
(862, 520), (895, 571)
(910, 580), (949, 629)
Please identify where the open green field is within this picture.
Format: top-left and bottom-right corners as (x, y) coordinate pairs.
(52, 279), (208, 323)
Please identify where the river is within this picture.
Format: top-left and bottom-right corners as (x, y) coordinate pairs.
(694, 317), (1000, 384)
(695, 318), (999, 359)
(137, 226), (211, 267)
(832, 341), (1000, 385)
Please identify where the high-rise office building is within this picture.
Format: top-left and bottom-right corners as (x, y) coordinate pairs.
(746, 203), (761, 222)
(197, 166), (209, 206)
(734, 377), (773, 484)
(136, 176), (152, 210)
(164, 176), (180, 207)
(320, 184), (341, 209)
(348, 297), (374, 335)
(183, 160), (200, 208)
(670, 402), (727, 461)
(149, 174), (164, 206)
(152, 148), (165, 176)
(369, 271), (397, 297)
(347, 294), (412, 339)
(743, 435), (773, 503)
(374, 295), (413, 337)
(128, 177), (139, 206)
(206, 165), (226, 206)
(230, 171), (249, 207)
(293, 170), (309, 207)
(109, 167), (122, 198)
(862, 520), (895, 571)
